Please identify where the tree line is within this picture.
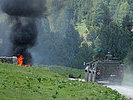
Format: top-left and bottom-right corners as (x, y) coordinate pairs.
(0, 0), (133, 70)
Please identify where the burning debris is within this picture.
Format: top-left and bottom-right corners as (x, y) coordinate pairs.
(0, 56), (18, 65)
(1, 0), (47, 65)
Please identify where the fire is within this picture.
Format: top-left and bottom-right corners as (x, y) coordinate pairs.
(17, 54), (24, 66)
(24, 65), (31, 67)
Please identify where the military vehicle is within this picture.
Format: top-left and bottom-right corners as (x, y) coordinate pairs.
(84, 54), (124, 85)
(0, 56), (18, 65)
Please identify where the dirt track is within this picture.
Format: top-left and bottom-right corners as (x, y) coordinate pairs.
(107, 85), (133, 99)
(68, 78), (133, 99)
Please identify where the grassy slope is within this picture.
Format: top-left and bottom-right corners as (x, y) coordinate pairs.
(38, 65), (85, 78)
(0, 63), (127, 100)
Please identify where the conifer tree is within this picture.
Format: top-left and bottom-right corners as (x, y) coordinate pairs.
(122, 15), (132, 31)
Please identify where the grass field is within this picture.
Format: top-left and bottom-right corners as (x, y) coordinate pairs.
(38, 65), (85, 78)
(0, 63), (127, 100)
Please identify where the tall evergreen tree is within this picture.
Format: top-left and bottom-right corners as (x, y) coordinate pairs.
(62, 24), (81, 67)
(99, 22), (131, 59)
(102, 5), (112, 26)
(73, 43), (94, 68)
(122, 15), (132, 31)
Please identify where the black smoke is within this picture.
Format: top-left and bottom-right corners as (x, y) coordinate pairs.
(1, 0), (47, 65)
(1, 0), (47, 17)
(10, 18), (38, 64)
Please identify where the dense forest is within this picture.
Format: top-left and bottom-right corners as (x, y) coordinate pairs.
(0, 0), (133, 69)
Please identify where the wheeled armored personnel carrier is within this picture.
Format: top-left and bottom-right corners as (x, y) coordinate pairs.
(85, 55), (124, 85)
(0, 56), (18, 65)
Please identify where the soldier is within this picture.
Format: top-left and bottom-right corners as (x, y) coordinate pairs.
(85, 66), (89, 82)
(69, 74), (81, 78)
(85, 62), (96, 82)
(105, 52), (112, 60)
(94, 48), (103, 61)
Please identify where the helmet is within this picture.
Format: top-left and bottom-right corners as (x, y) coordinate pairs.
(98, 48), (102, 53)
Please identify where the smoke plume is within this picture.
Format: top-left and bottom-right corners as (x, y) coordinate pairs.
(1, 0), (47, 17)
(1, 0), (47, 65)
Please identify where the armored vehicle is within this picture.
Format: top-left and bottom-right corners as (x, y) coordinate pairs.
(85, 55), (124, 85)
(0, 56), (18, 65)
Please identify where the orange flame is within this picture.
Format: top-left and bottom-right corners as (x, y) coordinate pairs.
(17, 54), (24, 66)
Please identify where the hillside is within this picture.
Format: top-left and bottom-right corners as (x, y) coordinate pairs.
(0, 63), (127, 100)
(0, 0), (133, 69)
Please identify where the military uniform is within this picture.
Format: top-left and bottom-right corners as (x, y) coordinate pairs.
(85, 63), (96, 82)
(105, 52), (113, 60)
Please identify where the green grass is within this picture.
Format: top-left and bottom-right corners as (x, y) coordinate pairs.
(38, 65), (85, 78)
(0, 63), (127, 100)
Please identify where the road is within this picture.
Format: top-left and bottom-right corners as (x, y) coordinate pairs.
(107, 85), (133, 99)
(68, 78), (133, 99)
